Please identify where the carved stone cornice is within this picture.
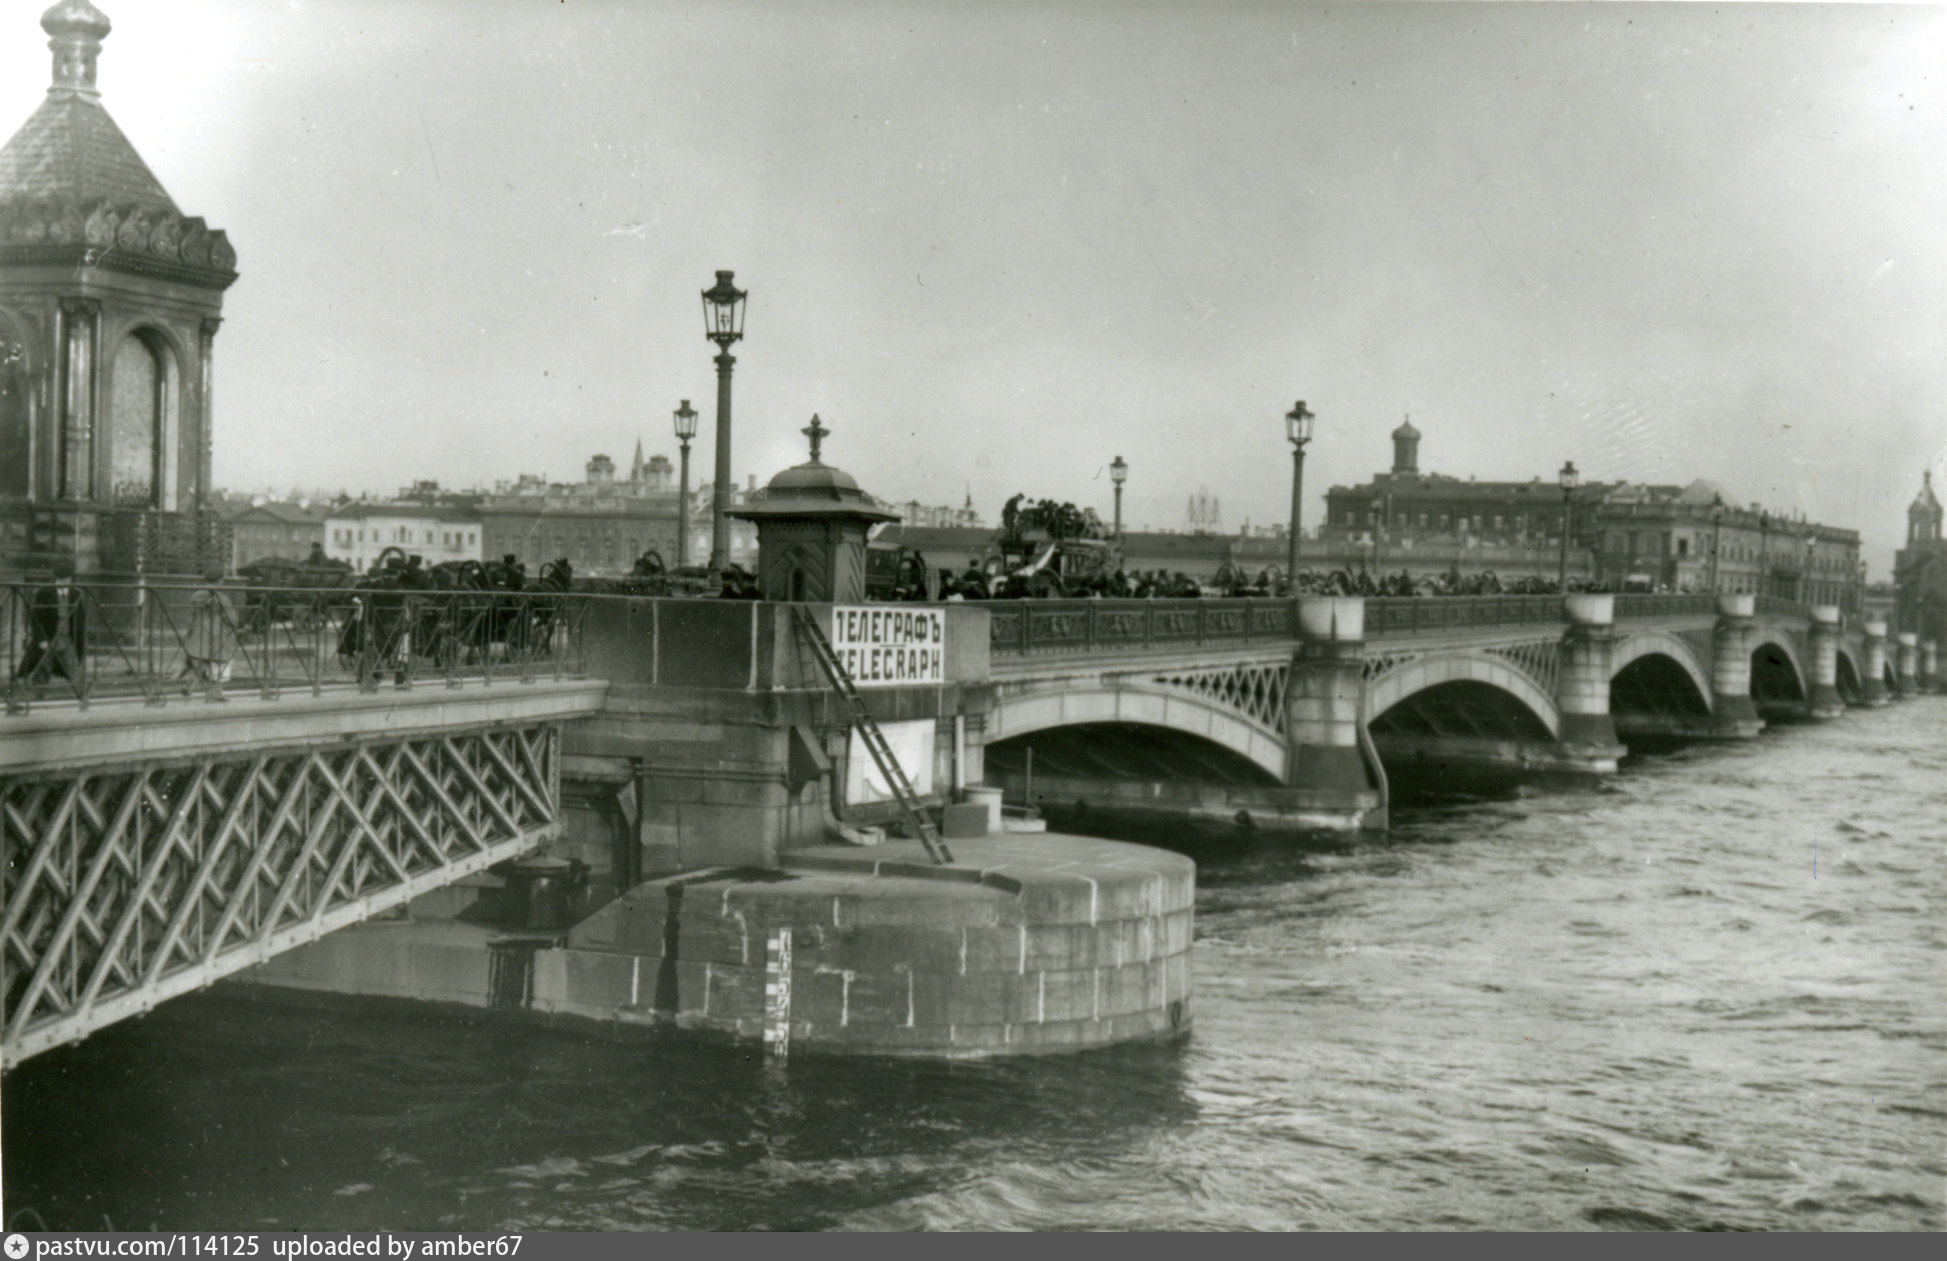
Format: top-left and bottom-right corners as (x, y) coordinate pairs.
(0, 198), (237, 289)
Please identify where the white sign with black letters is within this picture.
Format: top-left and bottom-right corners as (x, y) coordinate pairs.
(829, 606), (946, 687)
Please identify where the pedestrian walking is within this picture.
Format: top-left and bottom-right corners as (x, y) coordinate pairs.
(16, 556), (87, 696)
(183, 562), (237, 700)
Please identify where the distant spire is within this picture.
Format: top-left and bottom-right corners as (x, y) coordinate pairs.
(43, 0), (111, 98)
(631, 436), (644, 482)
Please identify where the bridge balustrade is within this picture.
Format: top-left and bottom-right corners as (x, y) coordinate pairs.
(987, 597), (1295, 656)
(1363, 595), (1564, 636)
(3, 579), (592, 714)
(1611, 593), (1720, 620)
(1753, 594), (1814, 620)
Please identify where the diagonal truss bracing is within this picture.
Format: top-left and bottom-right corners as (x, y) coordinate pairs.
(1, 723), (562, 1068)
(1144, 662), (1290, 736)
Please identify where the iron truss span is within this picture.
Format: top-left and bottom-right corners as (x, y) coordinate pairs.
(1, 722), (563, 1067)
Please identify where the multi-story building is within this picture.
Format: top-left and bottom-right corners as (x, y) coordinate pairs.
(324, 501), (481, 573)
(1597, 485), (1861, 606)
(474, 447), (723, 577)
(1320, 418), (1861, 600)
(1320, 418), (1611, 582)
(1894, 471), (1945, 644)
(226, 499), (331, 568)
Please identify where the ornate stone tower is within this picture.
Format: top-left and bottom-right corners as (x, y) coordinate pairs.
(1895, 470), (1947, 648)
(730, 416), (898, 603)
(0, 0), (239, 574)
(1390, 415), (1420, 477)
(1907, 471), (1942, 546)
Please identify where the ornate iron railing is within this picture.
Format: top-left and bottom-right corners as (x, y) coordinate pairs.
(3, 580), (590, 714)
(1612, 593), (1719, 620)
(1754, 594), (1813, 620)
(1363, 595), (1565, 636)
(987, 597), (1295, 655)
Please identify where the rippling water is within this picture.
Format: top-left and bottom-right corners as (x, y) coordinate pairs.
(6, 699), (1943, 1231)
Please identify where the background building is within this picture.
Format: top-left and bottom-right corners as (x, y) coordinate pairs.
(475, 449), (703, 576)
(324, 500), (480, 572)
(226, 498), (329, 568)
(1320, 418), (1861, 598)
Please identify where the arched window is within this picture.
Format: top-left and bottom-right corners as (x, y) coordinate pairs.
(110, 332), (171, 508)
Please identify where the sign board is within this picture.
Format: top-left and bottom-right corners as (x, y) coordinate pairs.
(830, 606), (946, 688)
(846, 719), (936, 805)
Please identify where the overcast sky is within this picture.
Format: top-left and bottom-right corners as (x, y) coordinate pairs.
(4, 0), (1941, 570)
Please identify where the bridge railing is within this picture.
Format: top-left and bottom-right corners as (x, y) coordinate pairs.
(1612, 593), (1721, 620)
(987, 597), (1295, 655)
(1363, 594), (1565, 636)
(3, 579), (592, 714)
(1754, 594), (1813, 620)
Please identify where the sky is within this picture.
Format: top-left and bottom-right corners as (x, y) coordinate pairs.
(3, 0), (1942, 571)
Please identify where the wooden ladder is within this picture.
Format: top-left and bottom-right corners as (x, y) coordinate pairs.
(791, 606), (953, 865)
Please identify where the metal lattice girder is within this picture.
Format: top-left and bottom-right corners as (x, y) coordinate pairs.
(1146, 662), (1290, 736)
(1, 723), (562, 1068)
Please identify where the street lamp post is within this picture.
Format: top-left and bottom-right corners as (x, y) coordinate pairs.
(1803, 534), (1816, 605)
(1285, 400), (1315, 590)
(1709, 494), (1725, 593)
(1557, 460), (1579, 591)
(1113, 455), (1129, 548)
(1109, 455), (1127, 546)
(701, 270), (747, 572)
(672, 399), (698, 567)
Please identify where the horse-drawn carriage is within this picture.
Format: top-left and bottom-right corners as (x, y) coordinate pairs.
(237, 552), (356, 631)
(332, 549), (577, 678)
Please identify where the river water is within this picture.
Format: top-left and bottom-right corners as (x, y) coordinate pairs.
(5, 699), (1942, 1231)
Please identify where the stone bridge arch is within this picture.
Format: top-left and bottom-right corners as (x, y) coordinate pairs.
(988, 678), (1289, 780)
(1835, 645), (1863, 703)
(1751, 632), (1809, 697)
(1361, 652), (1562, 738)
(1610, 629), (1715, 714)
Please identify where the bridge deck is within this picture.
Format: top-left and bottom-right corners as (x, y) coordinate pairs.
(1, 678), (609, 775)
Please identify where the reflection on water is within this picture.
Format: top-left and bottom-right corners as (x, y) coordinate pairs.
(6, 700), (1944, 1230)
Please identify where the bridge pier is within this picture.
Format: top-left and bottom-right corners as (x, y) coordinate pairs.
(1708, 595), (1765, 737)
(1858, 620), (1890, 706)
(1557, 594), (1624, 759)
(1806, 606), (1845, 720)
(1895, 632), (1920, 698)
(1284, 597), (1387, 830)
(1924, 640), (1941, 693)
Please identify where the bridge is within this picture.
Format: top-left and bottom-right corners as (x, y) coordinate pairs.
(3, 581), (1939, 1066)
(980, 591), (1936, 830)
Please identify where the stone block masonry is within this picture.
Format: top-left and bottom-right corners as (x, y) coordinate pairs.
(241, 833), (1195, 1057)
